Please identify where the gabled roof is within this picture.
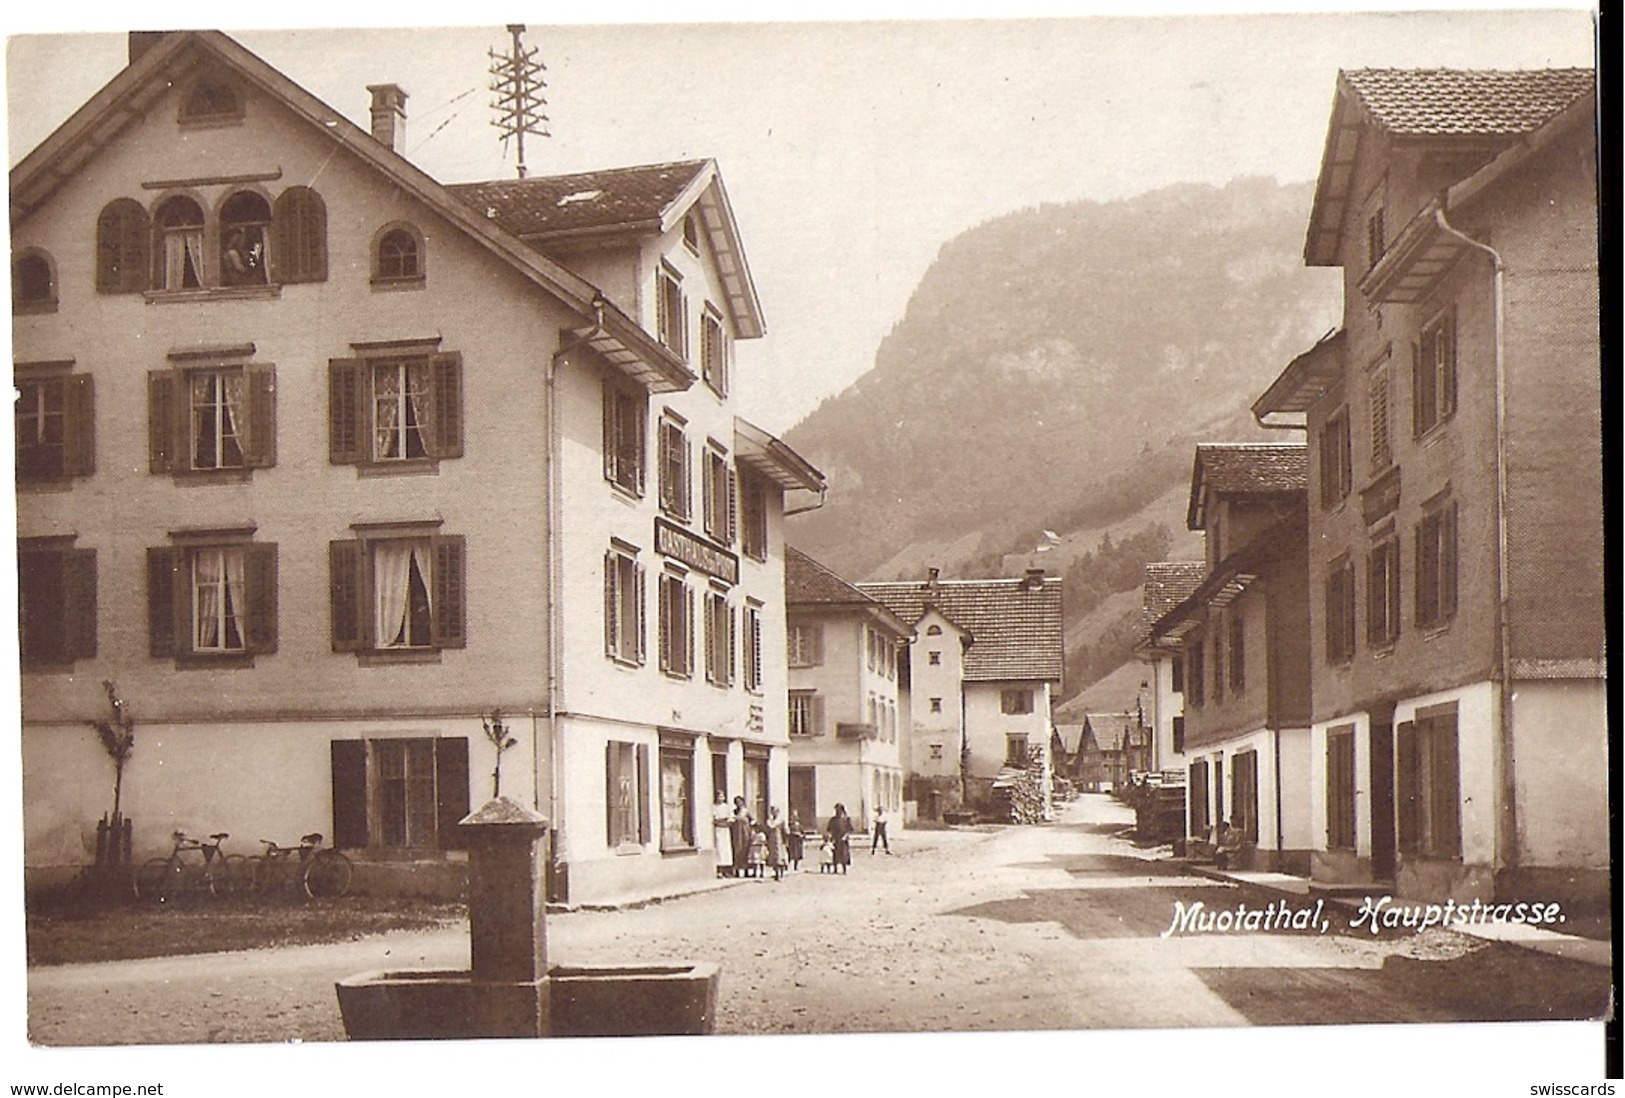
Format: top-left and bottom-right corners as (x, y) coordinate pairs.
(448, 159), (765, 339)
(1150, 511), (1309, 644)
(1053, 724), (1086, 756)
(1186, 443), (1308, 530)
(785, 547), (910, 637)
(1082, 712), (1134, 753)
(859, 574), (1064, 684)
(1305, 67), (1596, 266)
(1140, 561), (1207, 649)
(9, 30), (692, 393)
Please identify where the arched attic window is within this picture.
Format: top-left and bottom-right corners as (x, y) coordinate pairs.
(372, 222), (425, 287)
(96, 199), (150, 293)
(13, 250), (58, 313)
(272, 186), (328, 283)
(154, 195), (205, 290)
(219, 191), (271, 287)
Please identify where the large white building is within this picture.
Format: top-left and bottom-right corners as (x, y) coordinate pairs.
(13, 30), (822, 905)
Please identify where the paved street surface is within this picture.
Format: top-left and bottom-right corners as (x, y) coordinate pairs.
(26, 795), (1610, 1045)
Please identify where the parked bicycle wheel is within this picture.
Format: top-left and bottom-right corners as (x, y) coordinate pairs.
(211, 853), (249, 896)
(301, 849), (353, 898)
(252, 855), (294, 896)
(134, 857), (180, 902)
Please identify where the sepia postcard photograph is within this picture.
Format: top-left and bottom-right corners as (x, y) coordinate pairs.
(3, 2), (1610, 1093)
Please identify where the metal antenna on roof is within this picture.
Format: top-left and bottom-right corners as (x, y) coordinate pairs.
(489, 24), (550, 179)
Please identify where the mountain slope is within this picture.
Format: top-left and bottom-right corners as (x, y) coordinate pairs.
(784, 176), (1340, 700)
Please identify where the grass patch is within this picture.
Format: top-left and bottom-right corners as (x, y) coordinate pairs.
(26, 894), (466, 967)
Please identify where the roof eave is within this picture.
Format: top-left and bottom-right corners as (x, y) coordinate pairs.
(1252, 328), (1347, 422)
(735, 416), (826, 493)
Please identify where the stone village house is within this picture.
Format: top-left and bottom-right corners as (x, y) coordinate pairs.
(782, 547), (910, 834)
(12, 31), (824, 905)
(1248, 68), (1602, 903)
(859, 570), (1064, 819)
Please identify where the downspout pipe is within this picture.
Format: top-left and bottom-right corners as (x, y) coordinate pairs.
(1433, 207), (1517, 881)
(544, 297), (609, 895)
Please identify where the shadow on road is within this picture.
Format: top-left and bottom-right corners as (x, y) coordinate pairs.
(1193, 946), (1612, 1026)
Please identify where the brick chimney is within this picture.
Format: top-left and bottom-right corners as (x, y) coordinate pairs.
(1022, 567), (1046, 590)
(367, 84), (408, 153)
(128, 32), (172, 66)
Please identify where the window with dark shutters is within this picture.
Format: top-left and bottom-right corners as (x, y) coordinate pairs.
(1415, 501), (1458, 629)
(15, 372), (94, 483)
(148, 363), (276, 476)
(147, 541), (277, 663)
(96, 199), (150, 293)
(329, 533), (466, 655)
(19, 542), (96, 666)
(271, 186), (328, 284)
(328, 353), (462, 469)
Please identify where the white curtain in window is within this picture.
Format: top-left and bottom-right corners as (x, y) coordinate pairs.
(194, 549), (221, 649)
(165, 228), (204, 289)
(374, 539), (432, 646)
(405, 360), (429, 456)
(374, 367), (401, 458)
(223, 547), (245, 648)
(221, 371), (245, 462)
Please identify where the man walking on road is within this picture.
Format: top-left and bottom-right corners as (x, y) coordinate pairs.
(871, 804), (892, 854)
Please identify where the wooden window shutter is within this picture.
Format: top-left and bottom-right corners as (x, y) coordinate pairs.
(329, 539), (365, 651)
(726, 467), (738, 545)
(431, 354), (463, 459)
(1410, 341), (1425, 438)
(244, 363), (277, 468)
(146, 546), (177, 657)
(243, 543), (279, 654)
(271, 186), (327, 284)
(636, 743), (652, 844)
(63, 374), (95, 477)
(812, 694), (826, 735)
(330, 740), (370, 849)
(1439, 315), (1457, 418)
(602, 383), (617, 483)
(604, 551), (618, 657)
(685, 585), (696, 675)
(328, 359), (366, 464)
(148, 371), (177, 473)
(97, 200), (149, 293)
(1395, 720), (1419, 849)
(605, 743), (618, 845)
(1442, 504), (1458, 619)
(435, 737), (471, 850)
(66, 547), (98, 659)
(635, 562), (647, 665)
(811, 623), (824, 666)
(431, 535), (467, 649)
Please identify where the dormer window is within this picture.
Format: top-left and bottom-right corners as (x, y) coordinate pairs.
(155, 196), (205, 290)
(180, 77), (243, 123)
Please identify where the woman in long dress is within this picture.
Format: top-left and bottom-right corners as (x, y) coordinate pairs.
(760, 807), (787, 882)
(712, 791), (734, 877)
(825, 803), (855, 875)
(729, 796), (755, 878)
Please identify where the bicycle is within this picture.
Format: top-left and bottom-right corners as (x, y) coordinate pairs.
(134, 830), (242, 902)
(251, 832), (353, 899)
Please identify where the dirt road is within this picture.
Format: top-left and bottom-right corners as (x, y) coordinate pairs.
(25, 795), (1609, 1046)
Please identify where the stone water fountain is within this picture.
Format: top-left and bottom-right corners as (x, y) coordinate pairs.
(335, 798), (720, 1039)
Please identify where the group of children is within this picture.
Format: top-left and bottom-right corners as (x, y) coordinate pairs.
(714, 797), (883, 880)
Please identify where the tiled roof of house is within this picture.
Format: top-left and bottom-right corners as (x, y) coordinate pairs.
(1141, 561), (1208, 641)
(1340, 68), (1596, 137)
(859, 574), (1064, 683)
(1084, 712), (1134, 753)
(447, 160), (710, 240)
(1053, 724), (1086, 756)
(1188, 443), (1308, 528)
(786, 548), (910, 637)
